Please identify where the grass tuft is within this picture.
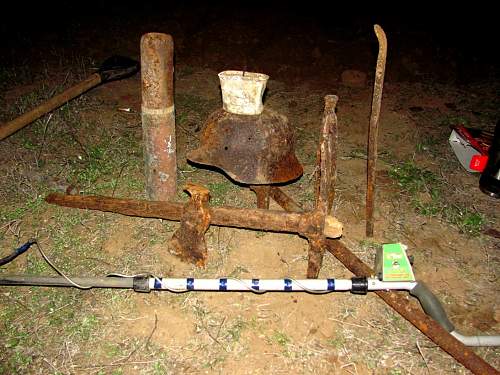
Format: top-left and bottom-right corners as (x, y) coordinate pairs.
(389, 161), (484, 235)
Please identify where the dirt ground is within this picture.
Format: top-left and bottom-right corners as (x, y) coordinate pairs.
(0, 5), (499, 374)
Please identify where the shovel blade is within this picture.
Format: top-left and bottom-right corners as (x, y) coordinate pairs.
(98, 55), (139, 82)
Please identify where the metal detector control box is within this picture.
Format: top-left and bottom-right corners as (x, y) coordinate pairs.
(375, 243), (415, 282)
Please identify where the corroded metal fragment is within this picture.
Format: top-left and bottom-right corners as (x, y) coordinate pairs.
(169, 184), (211, 266)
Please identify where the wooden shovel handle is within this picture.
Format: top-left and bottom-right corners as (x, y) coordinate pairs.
(0, 73), (102, 141)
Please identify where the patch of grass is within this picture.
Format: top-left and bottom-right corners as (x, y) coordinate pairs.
(298, 187), (315, 208)
(202, 355), (226, 370)
(388, 160), (485, 235)
(0, 284), (102, 374)
(439, 114), (469, 127)
(0, 65), (33, 89)
(73, 145), (113, 187)
(66, 130), (143, 195)
(71, 314), (99, 340)
(327, 335), (345, 349)
(228, 265), (250, 278)
(151, 360), (167, 375)
(176, 93), (218, 118)
(389, 161), (440, 198)
(0, 195), (44, 224)
(444, 206), (485, 236)
(21, 138), (37, 151)
(207, 181), (233, 205)
(415, 135), (440, 153)
(271, 330), (290, 347)
(14, 87), (52, 116)
(359, 239), (382, 252)
(226, 318), (247, 342)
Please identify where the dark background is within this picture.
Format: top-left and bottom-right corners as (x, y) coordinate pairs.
(1, 1), (498, 86)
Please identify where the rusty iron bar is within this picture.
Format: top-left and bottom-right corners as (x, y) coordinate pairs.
(141, 33), (177, 200)
(306, 95), (338, 278)
(328, 97), (338, 213)
(269, 186), (303, 212)
(268, 189), (498, 374)
(45, 193), (343, 239)
(169, 184), (211, 266)
(250, 185), (271, 209)
(366, 24), (387, 237)
(317, 95), (338, 215)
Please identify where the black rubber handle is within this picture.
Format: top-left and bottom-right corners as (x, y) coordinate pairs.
(410, 282), (455, 332)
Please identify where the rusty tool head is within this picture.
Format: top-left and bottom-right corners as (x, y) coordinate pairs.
(187, 108), (303, 185)
(97, 55), (139, 83)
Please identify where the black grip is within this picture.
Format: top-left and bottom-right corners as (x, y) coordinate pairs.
(133, 275), (151, 293)
(351, 277), (368, 294)
(410, 282), (455, 332)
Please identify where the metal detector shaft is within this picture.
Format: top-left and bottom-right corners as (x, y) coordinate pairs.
(0, 275), (415, 293)
(0, 275), (134, 289)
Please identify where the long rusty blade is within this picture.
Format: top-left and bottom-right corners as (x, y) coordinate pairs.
(366, 24), (387, 237)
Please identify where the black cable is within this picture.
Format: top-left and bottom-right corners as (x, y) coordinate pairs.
(0, 239), (37, 266)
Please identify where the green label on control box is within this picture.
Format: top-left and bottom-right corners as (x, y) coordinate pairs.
(382, 243), (415, 282)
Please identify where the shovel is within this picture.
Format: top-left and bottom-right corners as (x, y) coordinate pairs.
(0, 55), (139, 141)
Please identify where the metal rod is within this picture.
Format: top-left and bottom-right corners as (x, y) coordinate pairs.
(141, 33), (177, 200)
(315, 95), (338, 216)
(307, 95), (338, 278)
(366, 24), (387, 237)
(0, 276), (133, 289)
(269, 187), (303, 212)
(250, 185), (270, 209)
(45, 193), (343, 239)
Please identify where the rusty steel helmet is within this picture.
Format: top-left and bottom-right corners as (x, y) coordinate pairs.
(187, 108), (303, 184)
